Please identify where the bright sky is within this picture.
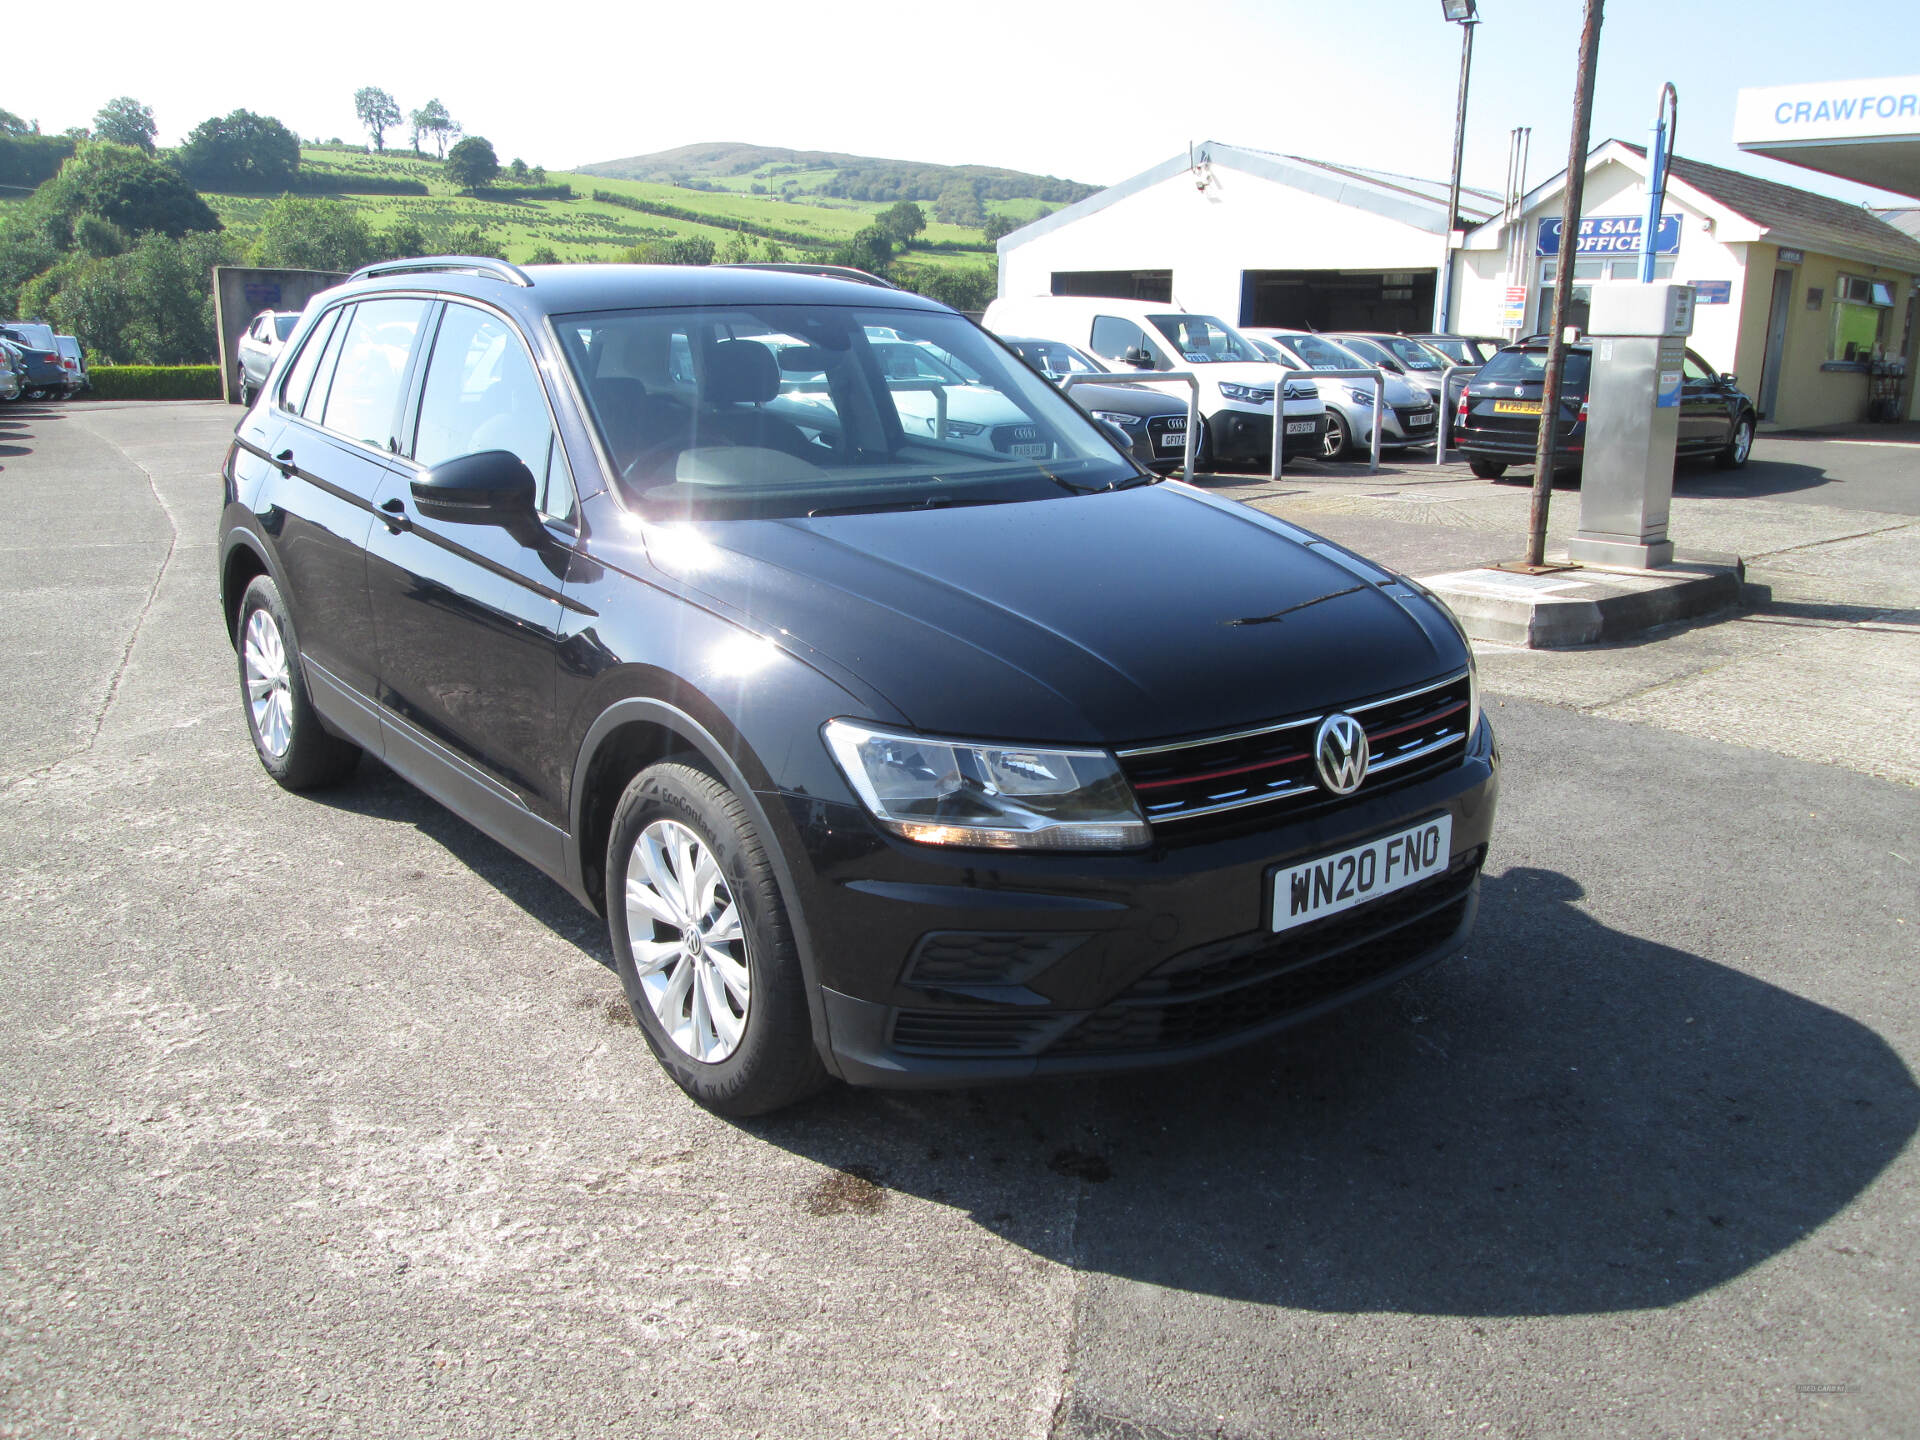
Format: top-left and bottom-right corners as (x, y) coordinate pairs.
(8, 0), (1915, 207)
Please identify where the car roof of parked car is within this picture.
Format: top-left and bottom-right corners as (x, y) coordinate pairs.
(336, 262), (956, 319)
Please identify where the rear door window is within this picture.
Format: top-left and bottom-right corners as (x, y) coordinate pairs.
(280, 306), (344, 416)
(320, 299), (430, 450)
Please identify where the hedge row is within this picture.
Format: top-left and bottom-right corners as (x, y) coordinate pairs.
(88, 366), (223, 400)
(591, 189), (830, 249)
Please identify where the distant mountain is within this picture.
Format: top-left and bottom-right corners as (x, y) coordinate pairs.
(575, 142), (1099, 206)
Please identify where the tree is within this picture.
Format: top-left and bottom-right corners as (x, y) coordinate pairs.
(621, 236), (715, 266)
(529, 164), (546, 185)
(982, 212), (1020, 244)
(439, 225), (503, 259)
(829, 225), (894, 276)
(525, 245), (559, 265)
(250, 195), (376, 272)
(0, 110), (33, 137)
(932, 179), (985, 228)
(897, 263), (996, 314)
(876, 201), (926, 246)
(352, 87), (402, 152)
(92, 97), (156, 152)
(409, 98), (455, 158)
(380, 218), (429, 260)
(444, 135), (499, 190)
(508, 157), (530, 182)
(22, 229), (240, 365)
(177, 110), (300, 190)
(34, 142), (221, 243)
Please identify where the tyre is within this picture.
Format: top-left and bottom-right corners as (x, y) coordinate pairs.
(235, 575), (360, 791)
(607, 761), (828, 1116)
(1469, 457), (1508, 479)
(1322, 410), (1353, 461)
(1716, 413), (1754, 470)
(237, 368), (255, 408)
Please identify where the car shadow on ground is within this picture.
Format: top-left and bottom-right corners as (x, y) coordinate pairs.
(295, 767), (1918, 1317)
(748, 866), (1918, 1318)
(0, 403), (56, 463)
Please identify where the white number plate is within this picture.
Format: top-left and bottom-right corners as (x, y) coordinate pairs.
(1010, 442), (1049, 458)
(1285, 420), (1317, 435)
(1269, 814), (1452, 932)
(1408, 410), (1434, 425)
(1157, 432), (1186, 450)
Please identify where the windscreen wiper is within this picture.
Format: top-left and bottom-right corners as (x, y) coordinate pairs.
(806, 494), (1021, 518)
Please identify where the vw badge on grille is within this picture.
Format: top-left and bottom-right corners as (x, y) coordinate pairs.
(1314, 713), (1370, 795)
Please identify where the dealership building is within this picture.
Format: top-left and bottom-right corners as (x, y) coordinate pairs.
(998, 115), (1920, 428)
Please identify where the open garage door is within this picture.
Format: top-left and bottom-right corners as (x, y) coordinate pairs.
(1050, 270), (1174, 302)
(1241, 270), (1435, 332)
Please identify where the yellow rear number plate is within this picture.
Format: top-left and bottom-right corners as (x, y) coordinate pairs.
(1493, 399), (1542, 415)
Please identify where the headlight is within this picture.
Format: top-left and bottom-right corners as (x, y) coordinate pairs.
(822, 719), (1150, 851)
(1089, 410), (1143, 428)
(1218, 383), (1274, 405)
(1348, 386), (1382, 406)
(927, 417), (985, 437)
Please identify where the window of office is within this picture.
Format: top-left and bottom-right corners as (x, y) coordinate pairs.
(1830, 275), (1893, 363)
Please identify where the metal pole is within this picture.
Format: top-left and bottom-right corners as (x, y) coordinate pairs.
(1438, 17), (1477, 332)
(1639, 83), (1678, 283)
(1434, 362), (1464, 466)
(1526, 0), (1604, 569)
(1271, 380), (1285, 483)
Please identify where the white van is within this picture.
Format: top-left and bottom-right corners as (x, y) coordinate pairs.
(981, 296), (1325, 466)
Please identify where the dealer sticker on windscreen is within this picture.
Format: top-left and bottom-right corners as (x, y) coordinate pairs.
(1269, 814), (1452, 932)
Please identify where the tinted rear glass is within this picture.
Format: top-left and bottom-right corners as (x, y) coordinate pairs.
(1475, 349), (1592, 389)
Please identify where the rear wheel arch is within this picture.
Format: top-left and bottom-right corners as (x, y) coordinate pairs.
(220, 534), (273, 646)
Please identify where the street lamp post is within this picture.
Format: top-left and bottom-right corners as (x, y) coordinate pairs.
(1436, 0), (1481, 333)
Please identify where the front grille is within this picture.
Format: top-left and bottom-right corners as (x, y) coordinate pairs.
(1145, 414), (1189, 454)
(890, 1009), (1072, 1057)
(991, 422), (1047, 454)
(1047, 867), (1475, 1056)
(1116, 671), (1472, 828)
(1395, 403), (1436, 430)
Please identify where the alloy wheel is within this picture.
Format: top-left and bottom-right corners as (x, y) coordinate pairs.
(624, 819), (751, 1063)
(1733, 420), (1753, 465)
(242, 607), (294, 757)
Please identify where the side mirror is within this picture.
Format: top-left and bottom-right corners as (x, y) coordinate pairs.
(1121, 346), (1155, 369)
(1720, 373), (1738, 386)
(411, 449), (537, 526)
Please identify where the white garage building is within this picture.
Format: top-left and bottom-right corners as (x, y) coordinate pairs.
(995, 142), (1501, 335)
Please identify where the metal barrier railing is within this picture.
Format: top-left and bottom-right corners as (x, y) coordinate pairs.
(1061, 370), (1202, 478)
(1268, 368), (1388, 480)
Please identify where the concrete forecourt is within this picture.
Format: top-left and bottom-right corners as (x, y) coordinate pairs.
(0, 399), (1913, 1439)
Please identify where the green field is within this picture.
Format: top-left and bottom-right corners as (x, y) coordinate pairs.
(193, 149), (1030, 272)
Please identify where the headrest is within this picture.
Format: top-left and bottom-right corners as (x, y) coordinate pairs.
(704, 339), (780, 404)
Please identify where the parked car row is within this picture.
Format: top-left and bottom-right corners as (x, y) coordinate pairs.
(0, 321), (89, 400)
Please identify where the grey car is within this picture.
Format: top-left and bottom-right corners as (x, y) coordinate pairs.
(1245, 329), (1437, 460)
(235, 310), (303, 406)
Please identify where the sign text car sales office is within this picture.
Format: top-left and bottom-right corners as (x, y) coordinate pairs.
(1536, 215), (1682, 257)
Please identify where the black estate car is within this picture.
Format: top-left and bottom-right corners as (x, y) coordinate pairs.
(220, 257), (1499, 1115)
(1455, 341), (1757, 481)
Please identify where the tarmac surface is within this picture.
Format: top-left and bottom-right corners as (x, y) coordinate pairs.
(1, 400), (1914, 1439)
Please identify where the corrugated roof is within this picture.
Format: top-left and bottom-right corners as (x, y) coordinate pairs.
(1226, 144), (1502, 224)
(1618, 142), (1920, 270)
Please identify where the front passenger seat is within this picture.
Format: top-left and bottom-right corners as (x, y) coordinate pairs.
(693, 340), (815, 458)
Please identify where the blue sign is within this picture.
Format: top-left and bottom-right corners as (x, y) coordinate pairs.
(1536, 214), (1682, 257)
(1656, 368), (1683, 408)
(242, 282), (283, 308)
(1693, 280), (1732, 305)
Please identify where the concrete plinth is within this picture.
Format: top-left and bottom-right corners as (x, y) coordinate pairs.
(1420, 553), (1744, 649)
(1566, 534), (1676, 569)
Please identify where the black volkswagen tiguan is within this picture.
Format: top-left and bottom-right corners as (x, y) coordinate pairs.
(220, 258), (1499, 1115)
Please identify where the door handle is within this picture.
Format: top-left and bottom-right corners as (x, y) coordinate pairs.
(379, 497), (412, 532)
(273, 448), (295, 475)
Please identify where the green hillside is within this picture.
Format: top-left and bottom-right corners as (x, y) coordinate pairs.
(575, 141), (1097, 208)
(195, 147), (1033, 270)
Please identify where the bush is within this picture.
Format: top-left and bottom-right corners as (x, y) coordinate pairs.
(88, 365), (222, 399)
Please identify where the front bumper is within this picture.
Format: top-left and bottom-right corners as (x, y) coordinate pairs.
(1211, 407), (1329, 462)
(775, 718), (1499, 1086)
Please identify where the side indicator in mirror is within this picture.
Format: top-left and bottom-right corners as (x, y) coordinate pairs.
(411, 450), (538, 527)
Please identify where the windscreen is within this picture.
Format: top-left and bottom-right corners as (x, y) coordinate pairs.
(274, 314), (301, 340)
(1473, 349), (1592, 390)
(1006, 338), (1104, 380)
(1381, 337), (1444, 370)
(555, 304), (1140, 519)
(1286, 334), (1366, 370)
(1146, 314), (1263, 364)
(1422, 336), (1477, 364)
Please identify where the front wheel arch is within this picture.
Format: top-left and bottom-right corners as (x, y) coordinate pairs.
(568, 697), (837, 1073)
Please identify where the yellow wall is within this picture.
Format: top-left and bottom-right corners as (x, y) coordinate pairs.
(1743, 244), (1912, 430)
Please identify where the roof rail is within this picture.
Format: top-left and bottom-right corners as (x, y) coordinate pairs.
(717, 262), (900, 290)
(345, 255), (535, 288)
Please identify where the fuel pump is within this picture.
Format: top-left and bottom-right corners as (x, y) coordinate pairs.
(1566, 282), (1696, 570)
